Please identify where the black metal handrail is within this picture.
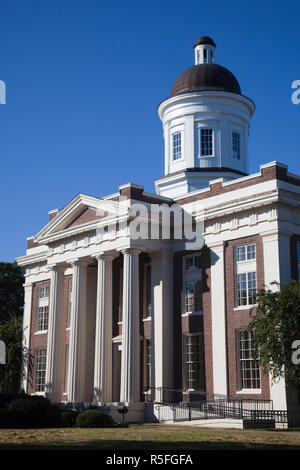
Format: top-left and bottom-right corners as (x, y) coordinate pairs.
(144, 386), (273, 409)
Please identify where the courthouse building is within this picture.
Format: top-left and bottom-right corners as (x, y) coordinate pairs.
(17, 37), (300, 423)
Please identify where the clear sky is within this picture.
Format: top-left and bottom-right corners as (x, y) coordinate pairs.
(1, 0), (299, 261)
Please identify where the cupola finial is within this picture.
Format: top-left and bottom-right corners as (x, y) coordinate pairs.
(194, 36), (216, 65)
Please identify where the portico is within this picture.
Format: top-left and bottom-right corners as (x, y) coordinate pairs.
(41, 242), (174, 409)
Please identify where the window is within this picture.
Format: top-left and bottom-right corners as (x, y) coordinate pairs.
(184, 254), (202, 314)
(37, 284), (49, 332)
(37, 306), (48, 331)
(203, 48), (208, 63)
(236, 244), (256, 262)
(237, 272), (257, 306)
(185, 281), (202, 313)
(238, 330), (261, 390)
(66, 278), (72, 328)
(144, 264), (151, 319)
(145, 340), (151, 390)
(185, 255), (201, 271)
(232, 132), (241, 160)
(235, 244), (257, 307)
(173, 132), (182, 160)
(184, 334), (205, 390)
(200, 128), (213, 156)
(34, 348), (47, 392)
(64, 344), (69, 393)
(39, 285), (49, 299)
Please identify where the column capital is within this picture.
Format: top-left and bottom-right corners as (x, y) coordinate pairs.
(94, 252), (115, 262)
(69, 258), (90, 268)
(47, 263), (67, 272)
(121, 248), (141, 256)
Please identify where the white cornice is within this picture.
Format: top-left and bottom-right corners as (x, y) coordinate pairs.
(16, 251), (49, 267)
(158, 91), (255, 120)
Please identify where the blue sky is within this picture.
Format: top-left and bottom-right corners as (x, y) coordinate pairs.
(1, 0), (299, 261)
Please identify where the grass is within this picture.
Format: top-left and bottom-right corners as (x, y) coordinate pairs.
(0, 424), (300, 450)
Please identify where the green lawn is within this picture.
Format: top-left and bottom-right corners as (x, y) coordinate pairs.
(0, 424), (300, 450)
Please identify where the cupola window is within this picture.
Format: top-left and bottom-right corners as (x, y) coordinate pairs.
(173, 132), (182, 160)
(232, 132), (241, 160)
(200, 128), (213, 156)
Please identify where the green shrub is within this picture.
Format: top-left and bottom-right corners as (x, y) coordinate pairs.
(0, 408), (13, 428)
(75, 409), (114, 428)
(0, 392), (28, 408)
(8, 396), (62, 428)
(61, 409), (79, 427)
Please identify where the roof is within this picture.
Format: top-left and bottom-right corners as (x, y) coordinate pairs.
(171, 63), (241, 96)
(193, 36), (216, 48)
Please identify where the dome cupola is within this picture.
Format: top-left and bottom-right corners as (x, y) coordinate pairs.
(155, 36), (255, 199)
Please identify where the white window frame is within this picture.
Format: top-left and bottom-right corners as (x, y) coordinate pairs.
(35, 284), (49, 334)
(229, 122), (244, 162)
(39, 285), (49, 300)
(172, 131), (182, 160)
(34, 348), (47, 393)
(235, 244), (257, 308)
(145, 339), (152, 391)
(36, 306), (49, 332)
(183, 253), (203, 316)
(195, 121), (218, 159)
(170, 124), (184, 162)
(183, 333), (205, 391)
(232, 131), (241, 160)
(236, 330), (261, 392)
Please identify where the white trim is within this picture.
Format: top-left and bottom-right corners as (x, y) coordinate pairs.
(236, 389), (262, 395)
(181, 311), (203, 317)
(233, 304), (257, 311)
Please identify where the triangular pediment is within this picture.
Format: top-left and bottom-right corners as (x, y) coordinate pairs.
(34, 193), (128, 244)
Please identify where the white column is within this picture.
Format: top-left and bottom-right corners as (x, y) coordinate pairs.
(209, 241), (228, 395)
(151, 251), (174, 403)
(93, 253), (114, 403)
(120, 249), (140, 403)
(67, 260), (88, 403)
(45, 265), (65, 402)
(262, 231), (291, 289)
(262, 231), (291, 410)
(22, 282), (33, 393)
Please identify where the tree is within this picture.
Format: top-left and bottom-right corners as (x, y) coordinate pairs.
(249, 280), (300, 388)
(0, 316), (27, 393)
(0, 262), (24, 323)
(0, 262), (25, 393)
